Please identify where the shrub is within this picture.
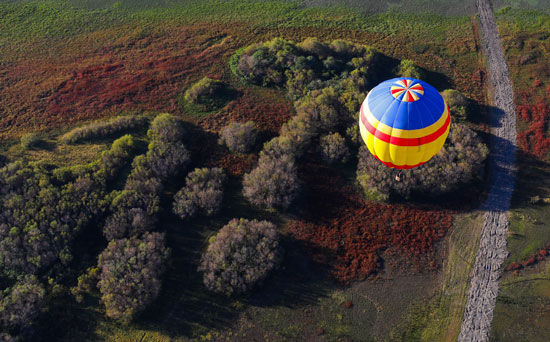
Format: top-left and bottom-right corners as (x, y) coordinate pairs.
(184, 77), (224, 107)
(294, 87), (341, 132)
(147, 113), (184, 143)
(219, 121), (258, 154)
(356, 123), (489, 201)
(199, 218), (281, 295)
(297, 37), (331, 57)
(99, 134), (136, 179)
(397, 59), (424, 79)
(319, 133), (349, 164)
(20, 133), (40, 149)
(97, 232), (169, 323)
(173, 168), (226, 220)
(0, 277), (45, 331)
(143, 141), (190, 179)
(61, 115), (147, 144)
(103, 189), (160, 240)
(243, 153), (300, 210)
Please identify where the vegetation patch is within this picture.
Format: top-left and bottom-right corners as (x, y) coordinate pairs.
(61, 114), (148, 144)
(287, 162), (452, 284)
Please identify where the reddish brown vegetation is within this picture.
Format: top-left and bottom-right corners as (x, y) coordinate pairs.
(199, 89), (292, 134)
(505, 242), (550, 272)
(516, 91), (550, 160)
(286, 161), (452, 284)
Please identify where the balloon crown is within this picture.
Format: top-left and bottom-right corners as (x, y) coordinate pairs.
(390, 79), (424, 102)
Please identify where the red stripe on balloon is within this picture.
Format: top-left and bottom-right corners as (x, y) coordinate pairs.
(360, 105), (450, 147)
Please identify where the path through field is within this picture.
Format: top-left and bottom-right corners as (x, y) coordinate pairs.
(458, 0), (517, 341)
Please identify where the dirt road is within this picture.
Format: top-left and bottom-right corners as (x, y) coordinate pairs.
(458, 0), (517, 341)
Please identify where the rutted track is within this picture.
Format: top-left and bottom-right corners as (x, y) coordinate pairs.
(458, 0), (517, 341)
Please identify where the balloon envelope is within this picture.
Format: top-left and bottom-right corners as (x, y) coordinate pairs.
(359, 78), (451, 169)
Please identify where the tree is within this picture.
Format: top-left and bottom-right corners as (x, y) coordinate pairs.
(0, 277), (45, 332)
(319, 132), (349, 164)
(199, 218), (281, 295)
(243, 153), (300, 210)
(143, 141), (190, 179)
(397, 59), (424, 79)
(147, 113), (184, 143)
(173, 168), (226, 220)
(219, 121), (258, 154)
(97, 232), (169, 323)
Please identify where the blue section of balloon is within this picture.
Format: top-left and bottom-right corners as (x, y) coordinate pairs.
(367, 77), (444, 130)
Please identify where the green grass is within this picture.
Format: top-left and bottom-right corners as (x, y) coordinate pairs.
(0, 0), (473, 47)
(491, 262), (550, 342)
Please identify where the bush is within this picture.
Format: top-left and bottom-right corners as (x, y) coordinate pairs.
(184, 77), (224, 106)
(173, 168), (226, 220)
(147, 113), (184, 143)
(397, 59), (424, 79)
(20, 133), (40, 149)
(0, 277), (45, 331)
(103, 189), (160, 240)
(356, 123), (489, 201)
(441, 89), (470, 122)
(199, 218), (281, 295)
(61, 115), (147, 144)
(99, 134), (136, 180)
(294, 87), (341, 132)
(97, 232), (169, 323)
(243, 153), (300, 210)
(319, 133), (349, 164)
(143, 141), (190, 179)
(219, 121), (258, 154)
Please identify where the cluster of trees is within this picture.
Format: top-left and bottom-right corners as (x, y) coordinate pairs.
(356, 123), (489, 201)
(235, 38), (381, 209)
(173, 167), (226, 220)
(219, 121), (258, 154)
(0, 134), (137, 339)
(233, 38), (379, 100)
(97, 113), (189, 322)
(61, 115), (148, 144)
(199, 218), (281, 296)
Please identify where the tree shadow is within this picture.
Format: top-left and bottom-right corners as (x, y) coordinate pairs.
(246, 237), (334, 309)
(372, 53), (453, 91)
(509, 150), (550, 210)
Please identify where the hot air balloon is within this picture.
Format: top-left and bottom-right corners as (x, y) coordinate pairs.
(359, 77), (451, 170)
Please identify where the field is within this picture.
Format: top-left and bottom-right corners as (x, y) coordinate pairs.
(490, 8), (550, 342)
(1, 1), (543, 341)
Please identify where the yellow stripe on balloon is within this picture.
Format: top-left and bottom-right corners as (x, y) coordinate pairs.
(359, 118), (450, 167)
